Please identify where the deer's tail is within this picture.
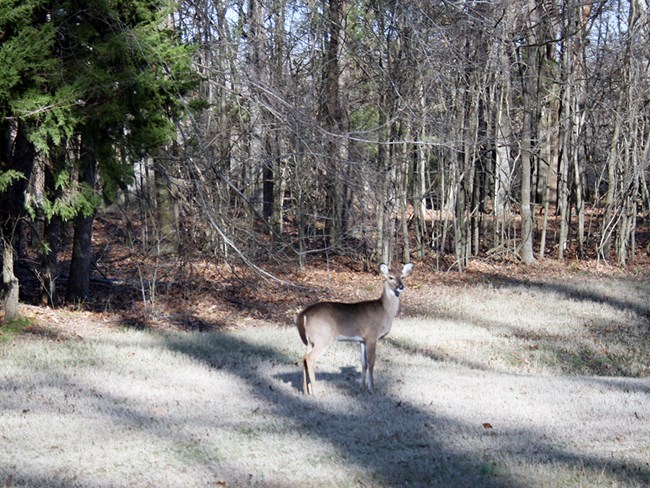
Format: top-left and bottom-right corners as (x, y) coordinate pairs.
(296, 311), (308, 345)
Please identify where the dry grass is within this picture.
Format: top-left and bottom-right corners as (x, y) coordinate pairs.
(1, 272), (649, 487)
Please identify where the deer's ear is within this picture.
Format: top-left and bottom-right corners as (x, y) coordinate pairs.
(380, 263), (389, 276)
(402, 262), (413, 277)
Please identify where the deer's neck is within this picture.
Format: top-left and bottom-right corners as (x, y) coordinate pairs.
(380, 282), (401, 318)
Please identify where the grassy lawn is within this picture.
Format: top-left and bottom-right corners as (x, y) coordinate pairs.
(1, 272), (649, 487)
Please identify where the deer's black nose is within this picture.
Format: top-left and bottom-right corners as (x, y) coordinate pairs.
(394, 284), (404, 297)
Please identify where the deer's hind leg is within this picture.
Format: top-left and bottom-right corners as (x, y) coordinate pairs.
(302, 358), (309, 395)
(302, 339), (330, 395)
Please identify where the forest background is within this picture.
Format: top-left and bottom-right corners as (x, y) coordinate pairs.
(2, 4), (649, 485)
(1, 0), (649, 320)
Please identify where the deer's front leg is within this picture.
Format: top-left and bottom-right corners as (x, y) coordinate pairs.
(359, 341), (368, 388)
(365, 341), (377, 393)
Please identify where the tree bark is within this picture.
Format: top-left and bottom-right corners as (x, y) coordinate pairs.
(518, 0), (538, 266)
(322, 0), (348, 248)
(0, 120), (35, 320)
(40, 143), (66, 306)
(66, 135), (97, 303)
(154, 155), (180, 255)
(520, 107), (536, 266)
(2, 235), (19, 322)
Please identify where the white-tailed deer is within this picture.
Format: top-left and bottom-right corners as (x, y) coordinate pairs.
(297, 262), (413, 395)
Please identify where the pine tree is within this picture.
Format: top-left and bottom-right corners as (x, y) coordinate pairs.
(50, 0), (198, 301)
(0, 0), (56, 320)
(1, 0), (199, 306)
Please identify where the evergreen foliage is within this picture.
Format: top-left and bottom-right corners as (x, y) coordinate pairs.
(49, 0), (199, 205)
(1, 0), (197, 215)
(0, 170), (24, 193)
(1, 0), (198, 303)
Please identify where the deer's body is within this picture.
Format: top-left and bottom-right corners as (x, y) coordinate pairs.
(297, 263), (413, 395)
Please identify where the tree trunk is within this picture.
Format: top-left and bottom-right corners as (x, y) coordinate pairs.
(66, 213), (95, 302)
(493, 77), (513, 255)
(379, 147), (396, 265)
(414, 85), (429, 260)
(2, 236), (19, 322)
(454, 176), (467, 270)
(398, 128), (411, 264)
(519, 40), (536, 265)
(40, 143), (66, 306)
(539, 98), (558, 260)
(0, 120), (35, 320)
(1, 121), (36, 259)
(40, 214), (62, 306)
(66, 135), (97, 303)
(322, 0), (348, 248)
(154, 155), (180, 254)
(246, 0), (268, 224)
(520, 109), (536, 265)
(518, 0), (537, 266)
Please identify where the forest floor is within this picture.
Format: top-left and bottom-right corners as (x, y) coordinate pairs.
(1, 215), (650, 487)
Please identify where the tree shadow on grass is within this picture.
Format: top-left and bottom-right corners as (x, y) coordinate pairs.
(480, 273), (650, 320)
(164, 331), (512, 487)
(383, 336), (492, 372)
(403, 273), (650, 379)
(3, 321), (648, 487)
(163, 329), (650, 487)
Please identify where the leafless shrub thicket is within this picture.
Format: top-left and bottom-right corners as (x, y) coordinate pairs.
(137, 0), (650, 272)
